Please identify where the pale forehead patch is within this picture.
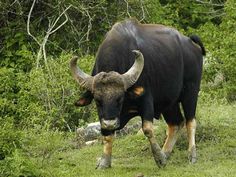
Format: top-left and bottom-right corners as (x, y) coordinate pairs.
(93, 72), (125, 99)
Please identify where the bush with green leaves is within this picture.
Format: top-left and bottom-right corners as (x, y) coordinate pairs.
(192, 0), (236, 101)
(0, 117), (23, 161)
(1, 53), (97, 130)
(16, 53), (98, 130)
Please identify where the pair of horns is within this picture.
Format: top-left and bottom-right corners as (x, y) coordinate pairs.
(70, 50), (144, 91)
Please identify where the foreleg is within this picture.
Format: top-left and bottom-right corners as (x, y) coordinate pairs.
(96, 135), (113, 169)
(142, 120), (166, 167)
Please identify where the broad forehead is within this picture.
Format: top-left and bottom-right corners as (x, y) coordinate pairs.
(94, 72), (123, 85)
(93, 72), (125, 97)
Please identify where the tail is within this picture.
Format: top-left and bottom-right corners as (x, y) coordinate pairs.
(189, 35), (206, 56)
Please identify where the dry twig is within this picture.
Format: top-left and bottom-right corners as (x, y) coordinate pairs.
(27, 0), (71, 68)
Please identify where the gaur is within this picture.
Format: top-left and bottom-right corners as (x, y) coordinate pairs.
(70, 18), (205, 169)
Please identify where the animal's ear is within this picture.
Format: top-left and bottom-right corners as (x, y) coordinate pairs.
(74, 91), (94, 107)
(128, 86), (145, 98)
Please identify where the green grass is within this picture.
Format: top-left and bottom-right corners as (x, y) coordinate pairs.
(1, 100), (236, 177)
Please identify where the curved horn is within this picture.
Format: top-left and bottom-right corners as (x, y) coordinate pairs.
(122, 50), (144, 90)
(70, 56), (93, 90)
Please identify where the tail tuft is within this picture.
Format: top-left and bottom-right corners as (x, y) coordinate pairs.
(189, 35), (206, 56)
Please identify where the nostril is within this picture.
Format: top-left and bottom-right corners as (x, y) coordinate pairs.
(101, 118), (119, 130)
(104, 120), (116, 126)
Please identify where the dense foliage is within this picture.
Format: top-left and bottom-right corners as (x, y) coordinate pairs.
(0, 0), (235, 175)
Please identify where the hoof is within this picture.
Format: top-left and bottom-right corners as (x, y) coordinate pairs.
(153, 150), (167, 167)
(163, 151), (171, 159)
(96, 154), (111, 169)
(151, 144), (167, 167)
(188, 146), (197, 164)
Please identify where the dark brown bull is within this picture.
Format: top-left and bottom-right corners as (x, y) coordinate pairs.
(70, 19), (205, 169)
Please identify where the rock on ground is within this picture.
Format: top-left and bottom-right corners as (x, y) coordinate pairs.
(76, 121), (142, 145)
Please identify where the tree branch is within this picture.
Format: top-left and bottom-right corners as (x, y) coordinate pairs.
(124, 0), (131, 18)
(195, 0), (224, 7)
(27, 1), (71, 68)
(27, 0), (40, 45)
(139, 0), (145, 22)
(49, 5), (71, 34)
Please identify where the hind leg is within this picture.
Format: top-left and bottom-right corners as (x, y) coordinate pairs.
(162, 103), (184, 158)
(181, 86), (199, 163)
(186, 118), (197, 163)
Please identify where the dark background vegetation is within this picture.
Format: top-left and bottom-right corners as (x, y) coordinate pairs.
(0, 0), (235, 176)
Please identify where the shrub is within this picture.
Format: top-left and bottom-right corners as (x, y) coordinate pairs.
(0, 117), (23, 160)
(193, 0), (236, 102)
(16, 53), (97, 130)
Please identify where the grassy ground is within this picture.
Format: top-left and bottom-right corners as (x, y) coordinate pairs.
(1, 100), (236, 177)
